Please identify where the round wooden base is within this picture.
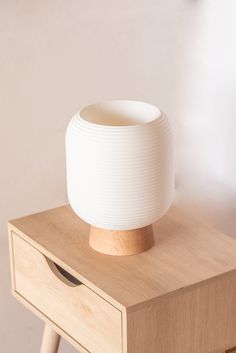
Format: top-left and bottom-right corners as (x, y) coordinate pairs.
(89, 225), (154, 256)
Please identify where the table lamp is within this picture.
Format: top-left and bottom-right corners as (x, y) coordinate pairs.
(65, 100), (174, 255)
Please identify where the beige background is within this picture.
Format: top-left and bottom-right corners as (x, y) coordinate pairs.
(1, 0), (236, 352)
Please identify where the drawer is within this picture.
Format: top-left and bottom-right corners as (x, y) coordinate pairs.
(12, 233), (122, 353)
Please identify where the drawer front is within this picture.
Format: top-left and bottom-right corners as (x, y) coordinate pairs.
(12, 233), (122, 353)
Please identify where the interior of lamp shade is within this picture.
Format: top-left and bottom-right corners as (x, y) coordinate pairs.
(79, 100), (161, 127)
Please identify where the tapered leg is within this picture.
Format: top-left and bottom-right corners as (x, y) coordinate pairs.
(40, 324), (60, 353)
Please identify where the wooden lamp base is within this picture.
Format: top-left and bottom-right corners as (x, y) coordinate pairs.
(89, 225), (154, 256)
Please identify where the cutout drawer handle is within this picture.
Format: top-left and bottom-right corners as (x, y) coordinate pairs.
(45, 257), (82, 287)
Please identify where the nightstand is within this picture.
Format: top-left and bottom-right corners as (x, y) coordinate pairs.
(8, 205), (236, 353)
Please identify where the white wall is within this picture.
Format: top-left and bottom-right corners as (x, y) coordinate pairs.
(1, 1), (236, 352)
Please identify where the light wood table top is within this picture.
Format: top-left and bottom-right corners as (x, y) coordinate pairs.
(9, 204), (236, 311)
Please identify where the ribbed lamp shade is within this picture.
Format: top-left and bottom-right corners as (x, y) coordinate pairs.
(66, 100), (174, 255)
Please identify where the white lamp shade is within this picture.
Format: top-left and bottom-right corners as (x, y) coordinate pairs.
(66, 100), (174, 230)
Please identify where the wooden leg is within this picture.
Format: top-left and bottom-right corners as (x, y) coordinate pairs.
(40, 324), (60, 353)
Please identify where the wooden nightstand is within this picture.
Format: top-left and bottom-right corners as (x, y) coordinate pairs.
(8, 205), (236, 353)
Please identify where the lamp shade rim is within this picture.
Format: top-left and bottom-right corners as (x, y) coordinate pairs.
(78, 100), (162, 128)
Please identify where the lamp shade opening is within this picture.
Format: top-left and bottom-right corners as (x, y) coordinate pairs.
(79, 100), (162, 127)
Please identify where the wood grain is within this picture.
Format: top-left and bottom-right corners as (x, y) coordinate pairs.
(8, 205), (236, 353)
(89, 224), (154, 255)
(12, 290), (90, 353)
(126, 270), (236, 353)
(40, 324), (60, 353)
(8, 228), (15, 290)
(8, 204), (236, 311)
(12, 233), (122, 353)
